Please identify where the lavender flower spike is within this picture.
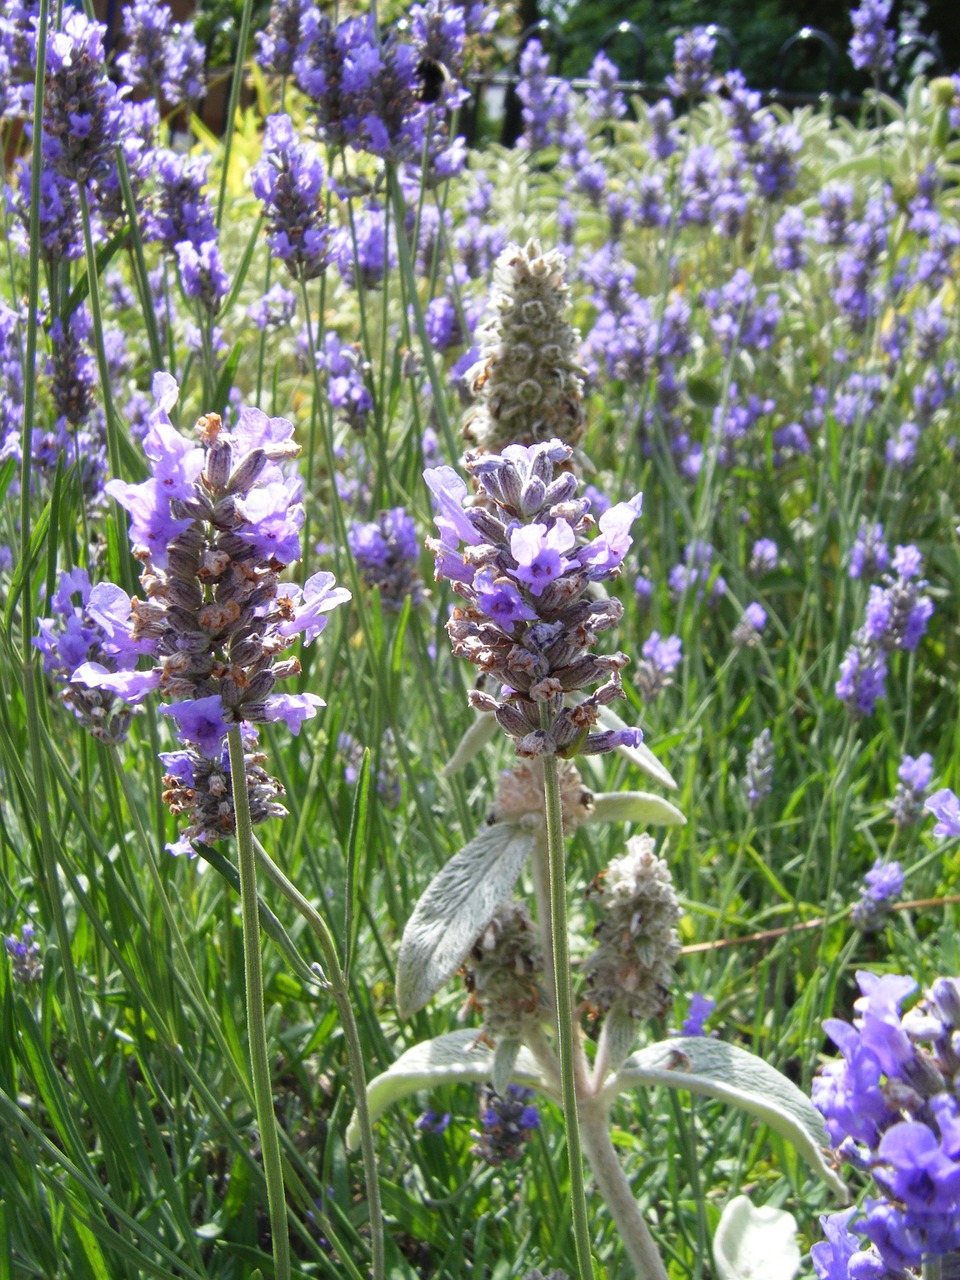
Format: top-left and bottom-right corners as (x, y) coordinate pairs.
(426, 440), (642, 759)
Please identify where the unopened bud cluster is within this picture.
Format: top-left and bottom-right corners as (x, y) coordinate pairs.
(490, 758), (593, 831)
(463, 241), (586, 453)
(460, 900), (546, 1042)
(425, 439), (643, 759)
(583, 834), (681, 1021)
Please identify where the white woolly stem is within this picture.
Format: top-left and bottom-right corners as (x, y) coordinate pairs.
(579, 1098), (670, 1280)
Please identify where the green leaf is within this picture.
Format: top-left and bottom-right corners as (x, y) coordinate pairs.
(60, 227), (130, 321)
(609, 1037), (846, 1197)
(344, 746), (371, 977)
(396, 819), (537, 1019)
(713, 1195), (801, 1280)
(346, 1029), (549, 1150)
(587, 791), (686, 827)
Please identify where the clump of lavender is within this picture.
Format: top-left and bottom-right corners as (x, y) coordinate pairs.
(583, 834), (681, 1023)
(584, 50), (626, 123)
(4, 923), (43, 984)
(749, 538), (778, 576)
(472, 1084), (540, 1166)
(425, 439), (643, 760)
(515, 39), (573, 153)
(348, 508), (425, 612)
(812, 972), (960, 1271)
(851, 859), (904, 932)
(462, 241), (586, 453)
(313, 331), (373, 433)
(668, 541), (726, 607)
(64, 374), (350, 849)
(43, 11), (126, 187)
(635, 632), (682, 701)
(147, 151), (217, 252)
(251, 114), (332, 282)
(679, 993), (716, 1037)
(889, 752), (933, 828)
(848, 0), (895, 76)
(744, 729), (774, 811)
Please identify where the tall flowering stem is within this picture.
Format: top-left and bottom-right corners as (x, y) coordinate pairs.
(538, 745), (596, 1280)
(228, 724), (291, 1280)
(251, 835), (385, 1280)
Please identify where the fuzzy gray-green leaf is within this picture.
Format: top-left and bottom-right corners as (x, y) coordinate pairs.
(713, 1195), (801, 1280)
(345, 1029), (548, 1150)
(588, 791), (686, 827)
(396, 821), (538, 1019)
(609, 1037), (846, 1197)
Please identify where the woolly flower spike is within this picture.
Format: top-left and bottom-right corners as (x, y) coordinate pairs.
(583, 834), (681, 1021)
(812, 972), (960, 1270)
(460, 899), (546, 1043)
(463, 241), (586, 453)
(251, 114), (332, 282)
(425, 439), (642, 758)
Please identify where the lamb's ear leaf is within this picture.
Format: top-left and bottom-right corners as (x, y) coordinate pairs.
(594, 702), (678, 790)
(441, 712), (499, 775)
(345, 1030), (549, 1150)
(716, 1192), (803, 1274)
(492, 1038), (522, 1097)
(396, 821), (537, 1019)
(587, 791), (686, 827)
(713, 1195), (801, 1280)
(609, 1038), (846, 1198)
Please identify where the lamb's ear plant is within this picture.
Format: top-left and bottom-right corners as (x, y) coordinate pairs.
(350, 243), (847, 1280)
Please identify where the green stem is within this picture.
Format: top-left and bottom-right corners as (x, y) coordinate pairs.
(216, 0), (255, 233)
(922, 1260), (942, 1280)
(226, 726), (290, 1280)
(538, 746), (596, 1280)
(251, 834), (385, 1280)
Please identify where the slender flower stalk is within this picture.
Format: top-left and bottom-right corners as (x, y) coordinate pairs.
(229, 725), (291, 1280)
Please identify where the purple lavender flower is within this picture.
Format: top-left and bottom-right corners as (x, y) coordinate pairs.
(814, 185), (853, 246)
(176, 240), (229, 316)
(749, 539), (778, 576)
(705, 269), (780, 355)
(813, 972), (960, 1270)
(472, 1084), (540, 1165)
(256, 0), (313, 79)
(852, 859), (904, 931)
(926, 789), (960, 838)
(585, 50), (626, 123)
(333, 206), (393, 289)
(34, 570), (148, 742)
(890, 753), (934, 828)
(4, 922), (42, 984)
(647, 99), (678, 161)
(835, 638), (888, 718)
(849, 0), (895, 75)
(668, 541), (725, 606)
(666, 27), (716, 99)
(348, 507), (425, 612)
(415, 1109), (451, 1135)
(721, 70), (763, 149)
(247, 282), (297, 331)
(862, 545), (933, 653)
(635, 631), (682, 701)
(811, 1209), (871, 1279)
(744, 728), (773, 810)
(252, 113), (332, 282)
(43, 11), (127, 186)
(885, 420), (920, 471)
(849, 521), (890, 580)
(426, 441), (642, 759)
(313, 331), (372, 432)
(117, 0), (205, 114)
(732, 601), (767, 648)
(679, 993), (715, 1037)
(147, 150), (217, 252)
(773, 208), (806, 271)
(516, 38), (573, 153)
(752, 120), (801, 201)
